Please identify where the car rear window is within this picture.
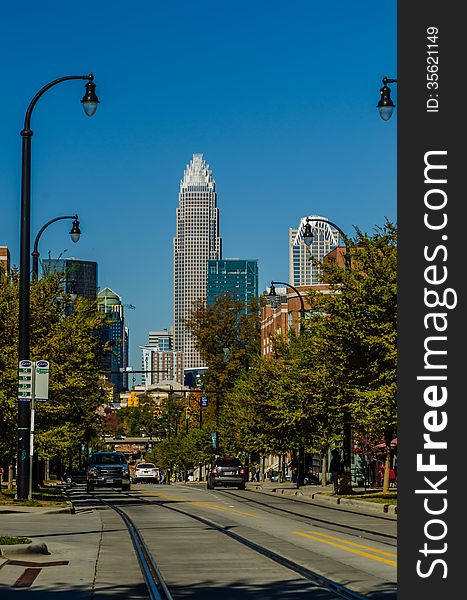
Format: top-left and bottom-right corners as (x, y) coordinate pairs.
(91, 453), (127, 465)
(137, 463), (155, 469)
(216, 458), (242, 467)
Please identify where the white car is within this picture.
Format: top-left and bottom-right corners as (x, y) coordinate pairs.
(132, 462), (159, 484)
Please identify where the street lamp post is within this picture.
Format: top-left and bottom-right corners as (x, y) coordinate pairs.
(268, 280), (306, 487)
(268, 280), (306, 333)
(377, 76), (397, 121)
(16, 74), (99, 501)
(32, 215), (81, 280)
(302, 217), (353, 490)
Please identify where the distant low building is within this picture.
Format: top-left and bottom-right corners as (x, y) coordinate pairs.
(0, 246), (10, 274)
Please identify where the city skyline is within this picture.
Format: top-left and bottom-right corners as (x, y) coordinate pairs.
(0, 2), (397, 378)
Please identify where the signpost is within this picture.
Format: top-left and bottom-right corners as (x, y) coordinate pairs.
(34, 360), (49, 402)
(18, 360), (49, 500)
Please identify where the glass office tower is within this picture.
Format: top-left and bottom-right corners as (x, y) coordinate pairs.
(207, 258), (258, 312)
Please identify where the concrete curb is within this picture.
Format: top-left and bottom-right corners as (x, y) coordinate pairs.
(0, 539), (50, 557)
(248, 484), (397, 516)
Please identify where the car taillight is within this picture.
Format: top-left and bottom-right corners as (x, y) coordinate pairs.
(239, 468), (245, 475)
(211, 468), (218, 475)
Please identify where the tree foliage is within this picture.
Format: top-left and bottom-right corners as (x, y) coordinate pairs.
(184, 294), (263, 391)
(0, 270), (108, 462)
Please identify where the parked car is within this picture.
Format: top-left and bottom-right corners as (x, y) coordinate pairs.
(113, 434), (125, 440)
(63, 468), (87, 487)
(86, 451), (131, 493)
(132, 462), (160, 484)
(207, 457), (245, 490)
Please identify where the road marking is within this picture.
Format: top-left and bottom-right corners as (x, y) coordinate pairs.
(137, 489), (258, 517)
(307, 530), (397, 558)
(293, 532), (397, 566)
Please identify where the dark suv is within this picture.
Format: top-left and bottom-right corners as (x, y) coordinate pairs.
(86, 452), (131, 493)
(207, 457), (245, 490)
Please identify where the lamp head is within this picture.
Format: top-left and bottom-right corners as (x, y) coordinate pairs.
(69, 217), (81, 243)
(377, 76), (395, 121)
(268, 281), (277, 297)
(303, 218), (313, 247)
(81, 74), (99, 117)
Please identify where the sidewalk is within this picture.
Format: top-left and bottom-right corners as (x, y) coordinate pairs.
(0, 494), (149, 599)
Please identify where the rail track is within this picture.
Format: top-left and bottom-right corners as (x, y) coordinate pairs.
(215, 487), (397, 544)
(93, 489), (381, 600)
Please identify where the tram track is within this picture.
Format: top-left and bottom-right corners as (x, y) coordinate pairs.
(97, 496), (173, 600)
(94, 490), (378, 600)
(214, 487), (397, 544)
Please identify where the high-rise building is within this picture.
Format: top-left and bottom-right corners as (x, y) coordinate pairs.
(141, 345), (183, 387)
(207, 259), (258, 312)
(141, 330), (178, 386)
(148, 330), (172, 351)
(0, 246), (10, 274)
(173, 153), (222, 370)
(289, 216), (340, 287)
(42, 258), (98, 301)
(97, 288), (127, 392)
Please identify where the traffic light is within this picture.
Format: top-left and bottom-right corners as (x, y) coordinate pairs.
(185, 407), (191, 420)
(128, 391), (139, 407)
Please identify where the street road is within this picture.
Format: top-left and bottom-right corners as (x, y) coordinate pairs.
(100, 483), (397, 599)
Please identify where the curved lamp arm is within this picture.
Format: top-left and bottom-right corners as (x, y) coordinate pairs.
(22, 74), (96, 134)
(269, 280), (307, 335)
(31, 214), (79, 279)
(303, 217), (352, 269)
(270, 280), (305, 314)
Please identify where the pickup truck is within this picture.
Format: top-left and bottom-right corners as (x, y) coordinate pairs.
(86, 451), (131, 492)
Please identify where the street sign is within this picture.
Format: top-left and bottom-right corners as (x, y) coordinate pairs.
(18, 360), (33, 402)
(211, 432), (217, 449)
(35, 360), (49, 402)
(201, 396), (208, 407)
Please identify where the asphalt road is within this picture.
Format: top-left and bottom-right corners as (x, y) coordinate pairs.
(107, 482), (397, 599)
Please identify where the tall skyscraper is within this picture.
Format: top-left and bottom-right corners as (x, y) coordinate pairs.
(173, 153), (222, 370)
(42, 258), (98, 301)
(289, 216), (340, 286)
(207, 259), (258, 312)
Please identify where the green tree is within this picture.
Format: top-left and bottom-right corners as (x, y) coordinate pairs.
(0, 270), (108, 468)
(308, 221), (397, 492)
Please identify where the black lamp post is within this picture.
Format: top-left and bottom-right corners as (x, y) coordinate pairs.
(302, 216), (353, 487)
(377, 76), (397, 121)
(268, 281), (306, 333)
(302, 217), (351, 269)
(268, 280), (306, 487)
(32, 215), (81, 280)
(16, 74), (99, 501)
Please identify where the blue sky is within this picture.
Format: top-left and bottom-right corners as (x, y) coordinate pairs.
(0, 1), (396, 379)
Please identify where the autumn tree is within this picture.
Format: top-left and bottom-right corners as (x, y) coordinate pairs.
(184, 294), (262, 392)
